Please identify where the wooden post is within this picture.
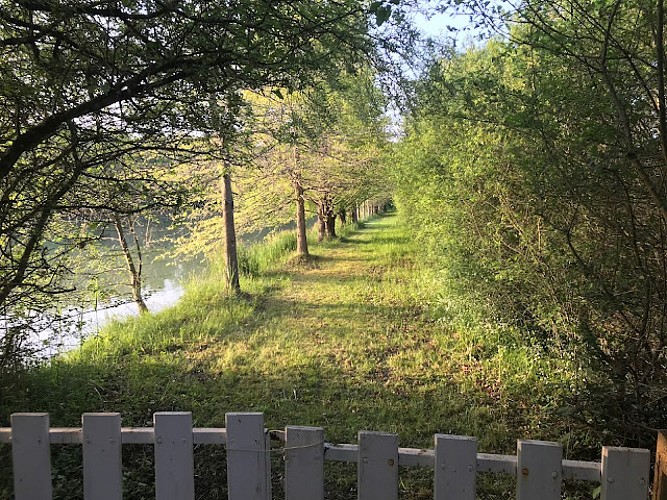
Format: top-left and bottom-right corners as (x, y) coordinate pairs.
(226, 412), (271, 500)
(285, 426), (324, 500)
(154, 412), (195, 500)
(516, 440), (562, 500)
(11, 413), (53, 500)
(434, 434), (477, 500)
(654, 431), (667, 500)
(601, 446), (650, 500)
(358, 431), (398, 500)
(83, 413), (122, 500)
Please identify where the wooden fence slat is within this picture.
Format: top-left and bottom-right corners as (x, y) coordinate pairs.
(1, 411), (657, 500)
(653, 432), (667, 500)
(357, 431), (398, 500)
(516, 440), (562, 500)
(154, 412), (194, 500)
(82, 413), (122, 500)
(601, 446), (650, 500)
(11, 413), (53, 500)
(434, 434), (477, 500)
(226, 412), (271, 500)
(285, 426), (324, 500)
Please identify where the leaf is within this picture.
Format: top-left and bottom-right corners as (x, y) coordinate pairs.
(375, 5), (392, 26)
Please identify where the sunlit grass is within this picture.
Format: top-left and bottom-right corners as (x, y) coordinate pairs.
(0, 213), (595, 499)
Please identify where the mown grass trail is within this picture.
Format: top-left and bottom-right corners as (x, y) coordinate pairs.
(0, 213), (587, 499)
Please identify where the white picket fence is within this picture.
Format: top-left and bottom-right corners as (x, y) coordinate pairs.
(0, 411), (651, 499)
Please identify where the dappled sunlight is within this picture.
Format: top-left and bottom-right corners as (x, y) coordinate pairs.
(1, 214), (598, 499)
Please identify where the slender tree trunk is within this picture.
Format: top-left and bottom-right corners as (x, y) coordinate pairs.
(325, 200), (337, 239)
(222, 171), (240, 293)
(113, 215), (148, 314)
(292, 145), (309, 258)
(294, 178), (309, 257)
(338, 209), (347, 226)
(326, 214), (337, 238)
(351, 206), (358, 224)
(317, 204), (326, 242)
(319, 194), (336, 239)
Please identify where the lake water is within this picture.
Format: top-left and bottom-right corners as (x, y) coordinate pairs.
(36, 271), (193, 357)
(33, 219), (202, 356)
(34, 217), (303, 357)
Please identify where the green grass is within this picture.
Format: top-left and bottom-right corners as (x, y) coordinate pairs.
(0, 213), (598, 499)
(237, 230), (298, 277)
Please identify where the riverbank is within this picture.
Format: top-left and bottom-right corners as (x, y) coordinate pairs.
(0, 213), (593, 499)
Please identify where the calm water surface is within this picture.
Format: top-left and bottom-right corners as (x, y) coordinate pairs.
(38, 218), (292, 356)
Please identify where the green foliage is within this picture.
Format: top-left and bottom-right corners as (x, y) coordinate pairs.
(237, 231), (298, 277)
(393, 6), (667, 444)
(0, 0), (377, 368)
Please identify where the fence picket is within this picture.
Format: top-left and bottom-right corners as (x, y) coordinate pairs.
(154, 412), (194, 500)
(226, 412), (271, 500)
(516, 440), (562, 500)
(285, 426), (324, 500)
(82, 413), (122, 500)
(601, 446), (650, 500)
(653, 432), (667, 500)
(434, 434), (477, 500)
(358, 431), (398, 500)
(11, 413), (53, 500)
(0, 411), (656, 499)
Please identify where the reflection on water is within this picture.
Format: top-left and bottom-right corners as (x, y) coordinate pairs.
(27, 216), (203, 357)
(28, 217), (303, 357)
(34, 277), (186, 357)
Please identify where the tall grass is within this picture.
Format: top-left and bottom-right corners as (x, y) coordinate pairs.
(236, 230), (297, 277)
(71, 230), (304, 363)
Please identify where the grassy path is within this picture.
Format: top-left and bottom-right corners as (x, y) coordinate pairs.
(178, 214), (492, 443)
(1, 213), (582, 499)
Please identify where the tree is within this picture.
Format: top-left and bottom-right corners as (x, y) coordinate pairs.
(221, 169), (241, 293)
(238, 73), (390, 249)
(112, 214), (149, 314)
(0, 0), (377, 365)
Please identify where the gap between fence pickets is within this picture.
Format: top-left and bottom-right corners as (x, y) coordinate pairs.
(0, 425), (600, 482)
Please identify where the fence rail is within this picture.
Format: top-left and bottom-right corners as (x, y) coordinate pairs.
(0, 411), (651, 500)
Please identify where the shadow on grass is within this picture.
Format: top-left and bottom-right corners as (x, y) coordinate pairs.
(0, 351), (518, 500)
(0, 211), (585, 500)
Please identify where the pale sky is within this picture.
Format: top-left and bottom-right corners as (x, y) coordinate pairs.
(413, 11), (467, 37)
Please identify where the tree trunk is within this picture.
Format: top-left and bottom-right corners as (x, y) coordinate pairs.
(113, 215), (148, 314)
(319, 194), (336, 239)
(294, 178), (309, 257)
(222, 171), (240, 293)
(325, 211), (337, 238)
(317, 204), (326, 242)
(351, 206), (358, 223)
(338, 209), (347, 226)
